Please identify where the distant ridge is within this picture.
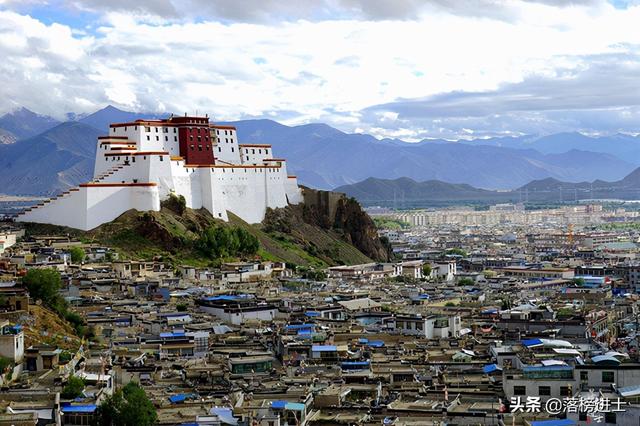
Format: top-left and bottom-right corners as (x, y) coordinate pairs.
(336, 167), (640, 207)
(0, 121), (101, 195)
(0, 104), (639, 195)
(79, 105), (168, 132)
(0, 107), (60, 140)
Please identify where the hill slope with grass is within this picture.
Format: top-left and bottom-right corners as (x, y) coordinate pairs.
(21, 189), (390, 267)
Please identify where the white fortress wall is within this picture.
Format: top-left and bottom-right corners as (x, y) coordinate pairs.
(199, 168), (229, 221)
(19, 188), (88, 230)
(84, 184), (160, 230)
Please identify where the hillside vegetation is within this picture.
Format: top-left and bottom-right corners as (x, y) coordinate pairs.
(21, 190), (389, 267)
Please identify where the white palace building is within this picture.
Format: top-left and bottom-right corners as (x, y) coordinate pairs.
(16, 115), (303, 231)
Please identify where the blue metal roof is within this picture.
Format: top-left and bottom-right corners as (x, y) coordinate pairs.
(61, 405), (97, 413)
(312, 345), (337, 352)
(304, 311), (320, 317)
(341, 361), (370, 367)
(271, 400), (287, 409)
(592, 355), (621, 365)
(531, 420), (576, 426)
(285, 402), (305, 411)
(160, 331), (186, 338)
(368, 340), (385, 348)
(169, 393), (195, 404)
(522, 338), (543, 347)
(483, 363), (501, 374)
(285, 323), (314, 330)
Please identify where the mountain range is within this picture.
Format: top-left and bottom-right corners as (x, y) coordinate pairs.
(335, 168), (640, 208)
(0, 105), (639, 196)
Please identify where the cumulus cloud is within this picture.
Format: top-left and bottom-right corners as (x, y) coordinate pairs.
(0, 1), (639, 140)
(12, 0), (613, 22)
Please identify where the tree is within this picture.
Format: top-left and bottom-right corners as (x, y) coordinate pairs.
(62, 375), (86, 399)
(446, 248), (467, 257)
(95, 382), (157, 426)
(69, 247), (85, 264)
(196, 225), (260, 259)
(422, 264), (432, 277)
(457, 277), (475, 286)
(22, 268), (64, 310)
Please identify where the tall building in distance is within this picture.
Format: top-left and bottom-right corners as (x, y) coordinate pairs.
(17, 114), (303, 230)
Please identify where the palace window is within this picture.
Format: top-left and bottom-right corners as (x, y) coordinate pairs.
(156, 136), (159, 141)
(147, 136), (150, 141)
(145, 127), (150, 132)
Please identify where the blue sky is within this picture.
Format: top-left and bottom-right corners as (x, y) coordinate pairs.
(0, 0), (639, 140)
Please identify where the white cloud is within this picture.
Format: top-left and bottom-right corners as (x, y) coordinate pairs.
(0, 1), (639, 139)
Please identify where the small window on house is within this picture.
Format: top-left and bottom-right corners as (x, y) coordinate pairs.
(145, 126), (150, 132)
(538, 386), (551, 396)
(513, 386), (526, 396)
(198, 145), (203, 151)
(580, 371), (588, 381)
(156, 136), (159, 141)
(155, 127), (158, 132)
(602, 371), (614, 383)
(165, 136), (168, 141)
(147, 135), (150, 141)
(174, 136), (177, 142)
(160, 156), (163, 161)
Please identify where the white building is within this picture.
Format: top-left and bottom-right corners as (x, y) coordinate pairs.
(17, 115), (303, 231)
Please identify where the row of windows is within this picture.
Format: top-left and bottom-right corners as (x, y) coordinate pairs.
(215, 129), (234, 135)
(114, 126), (217, 134)
(244, 148), (268, 155)
(108, 155), (162, 161)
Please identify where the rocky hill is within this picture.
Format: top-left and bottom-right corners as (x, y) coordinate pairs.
(21, 189), (390, 267)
